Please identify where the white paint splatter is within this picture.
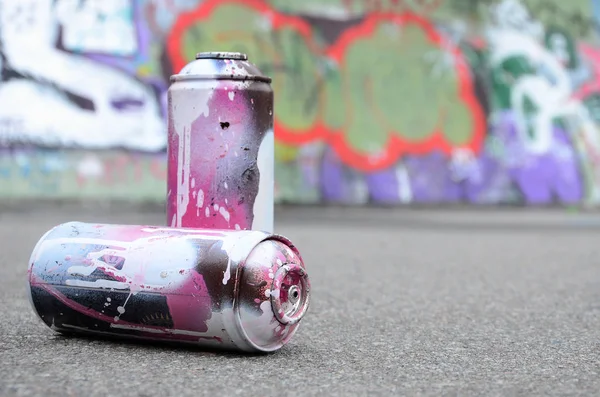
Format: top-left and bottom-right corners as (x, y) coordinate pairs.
(205, 206), (210, 217)
(224, 182), (228, 189)
(235, 224), (241, 230)
(65, 279), (129, 289)
(213, 204), (219, 211)
(219, 206), (231, 223)
(197, 189), (204, 209)
(228, 91), (235, 101)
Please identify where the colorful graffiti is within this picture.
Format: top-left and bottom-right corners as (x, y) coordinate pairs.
(167, 0), (486, 171)
(1, 0), (600, 205)
(0, 149), (166, 199)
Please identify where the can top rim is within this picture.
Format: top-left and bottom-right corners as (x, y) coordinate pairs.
(169, 74), (272, 83)
(196, 52), (248, 61)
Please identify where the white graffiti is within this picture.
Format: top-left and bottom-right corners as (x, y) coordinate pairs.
(487, 0), (600, 157)
(0, 0), (166, 151)
(143, 0), (203, 33)
(55, 0), (138, 55)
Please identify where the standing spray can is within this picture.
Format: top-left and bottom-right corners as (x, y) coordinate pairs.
(26, 222), (310, 353)
(167, 52), (274, 232)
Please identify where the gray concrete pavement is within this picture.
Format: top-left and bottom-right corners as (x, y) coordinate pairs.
(1, 205), (599, 396)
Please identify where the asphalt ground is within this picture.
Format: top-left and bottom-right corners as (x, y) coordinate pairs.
(1, 205), (599, 396)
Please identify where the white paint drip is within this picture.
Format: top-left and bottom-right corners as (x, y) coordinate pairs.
(205, 207), (210, 217)
(220, 237), (237, 285)
(175, 124), (191, 227)
(228, 91), (235, 101)
(252, 129), (274, 232)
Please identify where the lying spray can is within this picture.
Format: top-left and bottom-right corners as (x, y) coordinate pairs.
(26, 222), (310, 353)
(167, 52), (274, 232)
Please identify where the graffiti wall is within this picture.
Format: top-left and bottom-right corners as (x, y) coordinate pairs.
(1, 0), (600, 205)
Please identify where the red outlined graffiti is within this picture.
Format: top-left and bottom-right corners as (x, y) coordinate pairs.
(166, 0), (486, 172)
(327, 13), (486, 170)
(167, 0), (314, 74)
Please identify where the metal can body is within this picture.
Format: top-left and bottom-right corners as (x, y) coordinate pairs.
(166, 52), (274, 232)
(27, 222), (310, 353)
